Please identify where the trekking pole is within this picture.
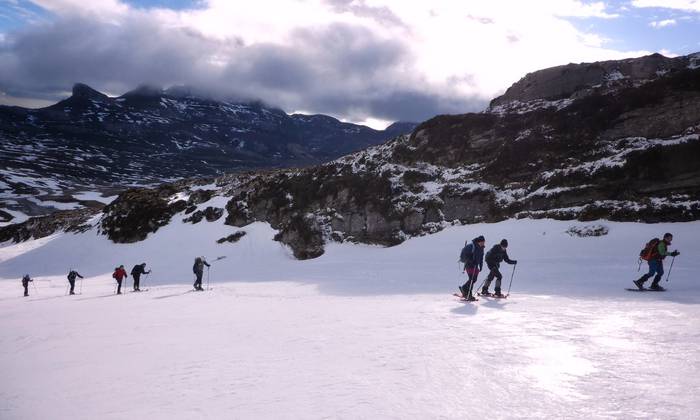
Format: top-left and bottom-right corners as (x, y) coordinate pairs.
(506, 264), (517, 298)
(206, 266), (211, 291)
(477, 277), (487, 295)
(79, 277), (83, 295)
(665, 256), (676, 282)
(637, 258), (642, 272)
(32, 280), (39, 295)
(465, 270), (476, 299)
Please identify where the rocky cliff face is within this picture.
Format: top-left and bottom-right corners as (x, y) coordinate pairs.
(490, 52), (699, 108)
(4, 53), (700, 258)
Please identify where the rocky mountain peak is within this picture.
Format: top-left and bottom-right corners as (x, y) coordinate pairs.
(489, 51), (698, 109)
(122, 84), (164, 98)
(71, 83), (109, 101)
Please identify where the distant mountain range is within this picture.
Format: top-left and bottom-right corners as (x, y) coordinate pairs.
(0, 84), (416, 223)
(3, 52), (698, 258)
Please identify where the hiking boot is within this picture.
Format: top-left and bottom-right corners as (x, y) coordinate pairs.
(459, 286), (465, 297)
(70, 291), (75, 295)
(480, 288), (489, 295)
(494, 292), (505, 298)
(633, 279), (645, 290)
(465, 295), (477, 302)
(649, 284), (665, 291)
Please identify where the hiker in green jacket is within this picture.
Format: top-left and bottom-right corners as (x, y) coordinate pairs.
(634, 233), (679, 291)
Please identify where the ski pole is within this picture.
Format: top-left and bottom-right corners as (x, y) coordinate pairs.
(477, 276), (487, 295)
(665, 256), (676, 282)
(465, 269), (477, 299)
(506, 264), (517, 297)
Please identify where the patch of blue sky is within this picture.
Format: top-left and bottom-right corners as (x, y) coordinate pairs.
(564, 1), (700, 56)
(122, 0), (204, 11)
(0, 0), (50, 32)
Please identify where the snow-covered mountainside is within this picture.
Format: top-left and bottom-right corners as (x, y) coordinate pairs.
(1, 217), (699, 418)
(2, 52), (699, 259)
(0, 84), (415, 225)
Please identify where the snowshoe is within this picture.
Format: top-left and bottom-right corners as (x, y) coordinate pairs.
(648, 285), (666, 292)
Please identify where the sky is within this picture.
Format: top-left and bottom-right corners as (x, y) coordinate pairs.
(0, 0), (698, 128)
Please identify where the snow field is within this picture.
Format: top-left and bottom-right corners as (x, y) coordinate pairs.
(1, 218), (699, 419)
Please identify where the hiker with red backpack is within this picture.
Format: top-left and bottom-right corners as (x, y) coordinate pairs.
(112, 265), (128, 294)
(634, 233), (680, 291)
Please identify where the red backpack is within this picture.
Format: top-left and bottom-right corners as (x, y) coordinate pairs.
(639, 238), (660, 261)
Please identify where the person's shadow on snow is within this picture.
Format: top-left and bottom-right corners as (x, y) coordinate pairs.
(479, 299), (512, 310)
(450, 303), (478, 315)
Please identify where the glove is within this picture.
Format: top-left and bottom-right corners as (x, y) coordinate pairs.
(513, 260), (518, 264)
(671, 251), (680, 257)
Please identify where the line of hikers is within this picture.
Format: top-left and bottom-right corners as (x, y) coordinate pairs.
(19, 234), (682, 298)
(455, 231), (681, 301)
(20, 257), (216, 297)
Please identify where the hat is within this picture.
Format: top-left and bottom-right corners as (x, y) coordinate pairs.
(476, 235), (485, 242)
(500, 239), (508, 247)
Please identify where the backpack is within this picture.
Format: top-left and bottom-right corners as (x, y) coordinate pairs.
(459, 242), (472, 263)
(640, 238), (660, 261)
(112, 270), (118, 279)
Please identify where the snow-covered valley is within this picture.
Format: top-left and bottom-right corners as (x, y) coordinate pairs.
(2, 218), (699, 419)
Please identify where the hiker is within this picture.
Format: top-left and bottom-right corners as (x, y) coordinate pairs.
(481, 239), (517, 297)
(22, 274), (33, 297)
(459, 235), (486, 301)
(130, 263), (151, 292)
(67, 270), (84, 295)
(112, 265), (128, 294)
(634, 233), (679, 291)
(192, 257), (210, 291)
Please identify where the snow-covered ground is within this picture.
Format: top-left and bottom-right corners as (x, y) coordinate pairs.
(1, 217), (699, 419)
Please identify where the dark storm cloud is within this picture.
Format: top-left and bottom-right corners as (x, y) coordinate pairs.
(0, 12), (486, 122)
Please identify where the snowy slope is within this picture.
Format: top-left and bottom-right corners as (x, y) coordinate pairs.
(1, 218), (699, 419)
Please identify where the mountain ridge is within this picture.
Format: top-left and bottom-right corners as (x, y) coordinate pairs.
(0, 83), (417, 224)
(2, 52), (699, 259)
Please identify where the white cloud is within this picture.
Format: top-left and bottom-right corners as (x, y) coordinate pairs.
(650, 19), (678, 27)
(632, 0), (700, 12)
(6, 0), (650, 123)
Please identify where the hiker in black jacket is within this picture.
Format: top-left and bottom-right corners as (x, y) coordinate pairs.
(459, 236), (486, 301)
(130, 263), (151, 292)
(22, 274), (33, 297)
(193, 257), (210, 291)
(67, 270), (84, 295)
(481, 239), (517, 297)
